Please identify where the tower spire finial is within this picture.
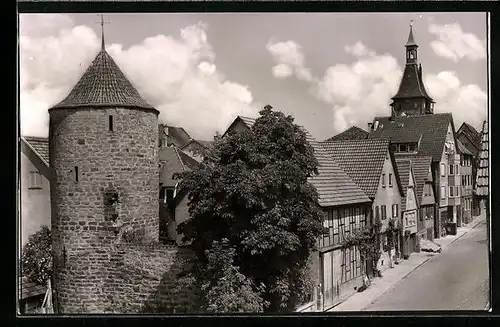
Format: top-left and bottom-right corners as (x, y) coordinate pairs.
(97, 14), (111, 51)
(100, 14), (105, 50)
(406, 20), (416, 46)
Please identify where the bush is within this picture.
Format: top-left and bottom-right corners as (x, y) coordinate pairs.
(202, 239), (269, 313)
(22, 226), (52, 285)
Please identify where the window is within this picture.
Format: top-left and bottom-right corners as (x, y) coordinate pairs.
(108, 115), (114, 132)
(392, 204), (399, 218)
(449, 165), (454, 175)
(382, 174), (386, 187)
(441, 186), (446, 199)
(450, 187), (454, 197)
(456, 165), (459, 174)
(440, 163), (446, 176)
(28, 171), (42, 189)
(389, 173), (393, 187)
(75, 166), (79, 182)
(381, 205), (387, 220)
(375, 206), (380, 222)
(391, 144), (397, 152)
(166, 189), (174, 200)
(456, 187), (460, 197)
(399, 144), (407, 152)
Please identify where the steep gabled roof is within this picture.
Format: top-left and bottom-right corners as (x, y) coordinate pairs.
(324, 126), (369, 142)
(159, 146), (200, 187)
(308, 139), (370, 207)
(403, 155), (433, 205)
(456, 138), (473, 156)
(321, 139), (402, 199)
(50, 49), (155, 111)
(392, 63), (434, 101)
(457, 122), (481, 150)
(22, 136), (49, 164)
(395, 159), (412, 212)
(368, 113), (454, 162)
(476, 120), (489, 197)
(222, 115), (256, 137)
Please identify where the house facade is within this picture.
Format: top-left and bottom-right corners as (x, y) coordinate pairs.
(395, 159), (419, 256)
(321, 139), (404, 273)
(20, 137), (52, 248)
(158, 146), (200, 246)
(456, 122), (482, 216)
(307, 140), (372, 312)
(409, 156), (436, 242)
(457, 139), (474, 225)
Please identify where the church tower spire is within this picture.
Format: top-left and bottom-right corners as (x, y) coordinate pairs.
(405, 20), (418, 65)
(390, 22), (435, 118)
(100, 14), (105, 50)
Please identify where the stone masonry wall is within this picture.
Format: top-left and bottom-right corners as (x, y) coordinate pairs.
(49, 107), (160, 313)
(107, 244), (201, 313)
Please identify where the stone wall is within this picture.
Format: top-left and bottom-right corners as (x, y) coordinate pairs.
(49, 107), (160, 312)
(107, 244), (201, 313)
(52, 242), (201, 313)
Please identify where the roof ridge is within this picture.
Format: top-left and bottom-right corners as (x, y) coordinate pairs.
(172, 146), (187, 172)
(20, 136), (49, 167)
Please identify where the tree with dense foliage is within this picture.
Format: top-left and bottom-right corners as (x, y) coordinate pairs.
(22, 225), (52, 285)
(176, 105), (325, 312)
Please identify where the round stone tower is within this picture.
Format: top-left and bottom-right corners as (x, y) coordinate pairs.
(49, 35), (159, 312)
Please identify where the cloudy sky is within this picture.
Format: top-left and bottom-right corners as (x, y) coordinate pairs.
(19, 12), (487, 141)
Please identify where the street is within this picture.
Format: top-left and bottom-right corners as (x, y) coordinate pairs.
(363, 220), (490, 311)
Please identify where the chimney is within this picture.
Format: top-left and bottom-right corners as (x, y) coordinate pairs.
(368, 122), (373, 131)
(373, 121), (379, 131)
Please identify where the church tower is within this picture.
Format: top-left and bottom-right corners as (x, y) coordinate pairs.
(49, 17), (159, 312)
(390, 22), (435, 117)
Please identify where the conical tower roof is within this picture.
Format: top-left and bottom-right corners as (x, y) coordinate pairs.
(50, 48), (156, 111)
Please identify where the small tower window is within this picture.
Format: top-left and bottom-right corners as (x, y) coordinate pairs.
(75, 166), (79, 182)
(108, 115), (114, 132)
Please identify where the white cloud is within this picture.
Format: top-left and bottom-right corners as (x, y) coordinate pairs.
(344, 41), (376, 57)
(269, 40), (487, 135)
(425, 72), (487, 131)
(428, 23), (486, 62)
(19, 14), (258, 140)
(272, 64), (293, 79)
(266, 39), (312, 82)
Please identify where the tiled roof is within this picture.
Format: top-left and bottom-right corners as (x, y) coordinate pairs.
(308, 140), (370, 207)
(23, 136), (49, 163)
(395, 159), (411, 212)
(321, 139), (393, 199)
(456, 138), (473, 156)
(476, 120), (489, 197)
(238, 116), (256, 128)
(19, 277), (46, 300)
(405, 155), (433, 205)
(324, 126), (369, 142)
(159, 146), (199, 187)
(392, 63), (433, 101)
(368, 113), (454, 162)
(457, 122), (481, 150)
(51, 49), (155, 111)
